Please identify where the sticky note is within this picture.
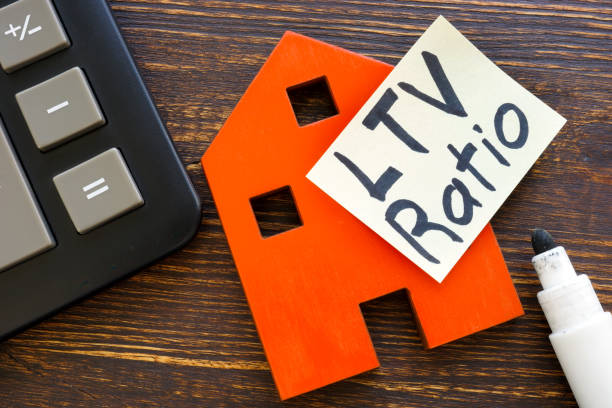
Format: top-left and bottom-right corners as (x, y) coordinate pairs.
(308, 16), (566, 283)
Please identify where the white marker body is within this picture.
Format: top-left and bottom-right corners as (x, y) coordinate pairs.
(533, 246), (612, 408)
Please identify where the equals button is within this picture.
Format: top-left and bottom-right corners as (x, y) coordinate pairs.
(53, 148), (144, 234)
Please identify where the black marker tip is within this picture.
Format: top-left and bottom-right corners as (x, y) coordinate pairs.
(531, 229), (557, 255)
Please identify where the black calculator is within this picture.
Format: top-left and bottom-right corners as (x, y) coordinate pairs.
(0, 0), (201, 339)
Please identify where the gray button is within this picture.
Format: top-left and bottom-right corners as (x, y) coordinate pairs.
(0, 0), (70, 73)
(16, 67), (106, 151)
(0, 121), (55, 271)
(53, 148), (144, 234)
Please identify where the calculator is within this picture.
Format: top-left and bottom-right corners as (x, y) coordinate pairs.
(0, 0), (201, 339)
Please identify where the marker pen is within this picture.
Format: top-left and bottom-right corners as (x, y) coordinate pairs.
(531, 229), (612, 408)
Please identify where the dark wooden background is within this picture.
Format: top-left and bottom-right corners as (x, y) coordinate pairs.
(1, 0), (610, 406)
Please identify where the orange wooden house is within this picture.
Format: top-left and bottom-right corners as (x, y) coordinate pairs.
(202, 31), (523, 400)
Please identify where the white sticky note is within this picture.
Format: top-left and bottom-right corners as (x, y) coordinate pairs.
(307, 16), (566, 283)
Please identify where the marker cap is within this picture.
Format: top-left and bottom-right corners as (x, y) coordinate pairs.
(538, 274), (604, 333)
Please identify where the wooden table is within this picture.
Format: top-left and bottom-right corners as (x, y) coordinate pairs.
(1, 1), (610, 406)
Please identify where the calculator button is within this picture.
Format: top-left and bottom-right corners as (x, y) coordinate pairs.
(16, 67), (106, 151)
(53, 148), (144, 234)
(0, 122), (55, 271)
(0, 0), (69, 73)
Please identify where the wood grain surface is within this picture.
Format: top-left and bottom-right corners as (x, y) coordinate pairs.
(1, 0), (610, 406)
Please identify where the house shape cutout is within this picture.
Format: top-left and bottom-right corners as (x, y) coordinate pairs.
(202, 31), (524, 400)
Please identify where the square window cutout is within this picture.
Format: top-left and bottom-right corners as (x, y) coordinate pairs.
(287, 76), (338, 126)
(250, 186), (303, 238)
